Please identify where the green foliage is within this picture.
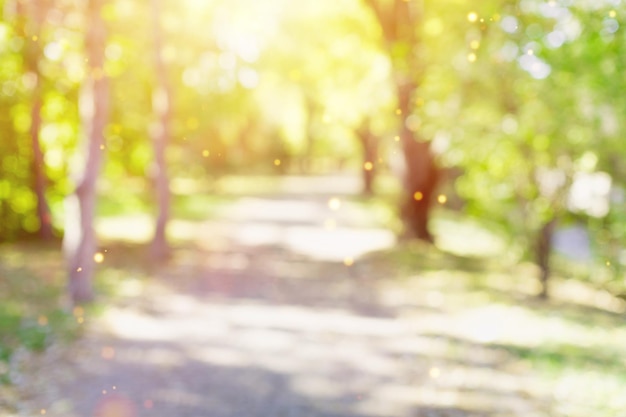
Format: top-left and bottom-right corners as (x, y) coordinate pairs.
(0, 243), (78, 384)
(3, 0), (626, 293)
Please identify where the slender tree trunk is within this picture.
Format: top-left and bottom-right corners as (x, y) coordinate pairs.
(150, 0), (171, 260)
(356, 123), (378, 196)
(536, 217), (557, 299)
(63, 0), (109, 304)
(301, 97), (318, 174)
(15, 0), (53, 239)
(30, 83), (53, 239)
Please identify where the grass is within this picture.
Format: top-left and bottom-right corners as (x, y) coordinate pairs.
(0, 241), (78, 385)
(369, 233), (626, 417)
(0, 240), (153, 388)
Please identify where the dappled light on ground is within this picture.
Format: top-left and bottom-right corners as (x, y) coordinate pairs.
(96, 215), (154, 243)
(212, 196), (396, 261)
(23, 274), (550, 417)
(6, 176), (626, 417)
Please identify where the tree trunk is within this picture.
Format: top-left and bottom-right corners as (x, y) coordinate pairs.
(356, 123), (378, 196)
(15, 0), (53, 239)
(398, 83), (438, 242)
(150, 0), (171, 260)
(536, 217), (557, 299)
(301, 96), (318, 174)
(63, 0), (109, 304)
(30, 82), (53, 239)
(362, 0), (438, 242)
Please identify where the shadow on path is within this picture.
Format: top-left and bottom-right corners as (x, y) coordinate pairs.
(16, 179), (550, 417)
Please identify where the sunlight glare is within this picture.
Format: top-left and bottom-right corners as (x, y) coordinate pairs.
(218, 51), (237, 70)
(238, 67), (259, 88)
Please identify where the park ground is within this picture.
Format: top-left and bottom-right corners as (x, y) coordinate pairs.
(2, 175), (626, 417)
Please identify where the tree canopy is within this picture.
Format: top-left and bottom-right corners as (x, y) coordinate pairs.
(1, 0), (626, 298)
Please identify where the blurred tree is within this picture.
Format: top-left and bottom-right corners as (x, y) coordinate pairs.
(356, 119), (379, 195)
(149, 0), (172, 259)
(363, 0), (439, 242)
(63, 0), (109, 303)
(13, 0), (53, 239)
(430, 1), (612, 297)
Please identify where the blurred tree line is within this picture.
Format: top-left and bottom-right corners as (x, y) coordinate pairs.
(1, 0), (625, 302)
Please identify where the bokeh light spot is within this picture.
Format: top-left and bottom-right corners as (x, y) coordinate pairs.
(438, 194), (447, 204)
(468, 12), (478, 22)
(94, 252), (104, 263)
(364, 161), (373, 171)
(413, 191), (423, 201)
(101, 346), (115, 360)
(95, 394), (136, 417)
(328, 198), (341, 211)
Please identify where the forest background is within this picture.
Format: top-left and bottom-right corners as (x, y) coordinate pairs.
(2, 0), (626, 415)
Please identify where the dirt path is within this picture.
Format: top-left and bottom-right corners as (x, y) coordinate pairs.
(14, 181), (550, 417)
